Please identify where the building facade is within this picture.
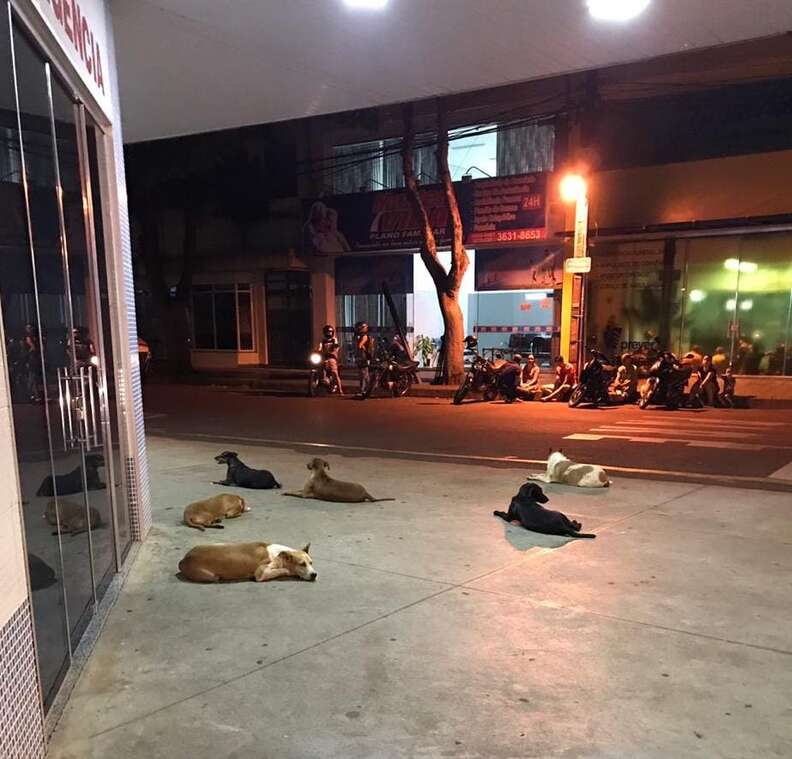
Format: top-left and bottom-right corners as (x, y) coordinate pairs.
(133, 35), (792, 384)
(0, 1), (149, 754)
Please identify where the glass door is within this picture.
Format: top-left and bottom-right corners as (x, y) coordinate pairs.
(0, 5), (128, 709)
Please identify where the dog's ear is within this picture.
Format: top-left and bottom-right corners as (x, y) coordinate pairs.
(302, 542), (311, 554)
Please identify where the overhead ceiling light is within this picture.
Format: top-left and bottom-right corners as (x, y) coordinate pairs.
(344, 0), (388, 9)
(587, 0), (650, 22)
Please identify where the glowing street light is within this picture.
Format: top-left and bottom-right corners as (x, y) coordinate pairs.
(560, 174), (587, 204)
(587, 0), (651, 22)
(343, 0), (388, 9)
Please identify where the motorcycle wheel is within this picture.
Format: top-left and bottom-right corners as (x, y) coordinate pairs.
(453, 378), (471, 405)
(568, 384), (585, 408)
(308, 371), (319, 397)
(393, 374), (411, 398)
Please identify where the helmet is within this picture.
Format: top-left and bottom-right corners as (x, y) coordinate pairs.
(353, 321), (368, 336)
(464, 335), (478, 349)
(322, 324), (335, 339)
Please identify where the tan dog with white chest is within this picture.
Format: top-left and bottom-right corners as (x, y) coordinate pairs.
(183, 493), (249, 531)
(283, 457), (393, 503)
(178, 542), (316, 583)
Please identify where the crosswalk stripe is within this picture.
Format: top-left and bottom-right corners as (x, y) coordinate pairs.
(769, 461), (792, 480)
(605, 418), (783, 428)
(563, 432), (772, 450)
(591, 426), (757, 439)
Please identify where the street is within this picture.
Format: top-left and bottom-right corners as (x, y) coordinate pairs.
(143, 385), (792, 486)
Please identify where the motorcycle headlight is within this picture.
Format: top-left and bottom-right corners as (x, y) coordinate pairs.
(309, 352), (322, 366)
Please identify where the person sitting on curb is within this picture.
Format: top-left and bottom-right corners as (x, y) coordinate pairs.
(689, 354), (720, 407)
(498, 354), (523, 403)
(541, 356), (577, 402)
(719, 365), (737, 407)
(611, 352), (638, 403)
(519, 354), (542, 400)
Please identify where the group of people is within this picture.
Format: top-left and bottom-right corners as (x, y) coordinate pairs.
(6, 324), (96, 403)
(498, 353), (582, 403)
(498, 349), (736, 407)
(315, 320), (399, 399)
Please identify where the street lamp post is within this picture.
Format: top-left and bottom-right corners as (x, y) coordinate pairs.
(560, 174), (590, 371)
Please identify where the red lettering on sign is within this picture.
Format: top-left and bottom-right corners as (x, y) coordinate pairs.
(94, 44), (104, 93)
(51, 0), (63, 23)
(80, 16), (93, 74)
(63, 0), (73, 41)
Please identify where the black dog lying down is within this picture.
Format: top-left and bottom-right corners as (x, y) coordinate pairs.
(494, 482), (596, 539)
(36, 454), (106, 497)
(214, 451), (281, 489)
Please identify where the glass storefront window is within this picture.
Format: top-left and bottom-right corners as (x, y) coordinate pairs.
(678, 235), (792, 375)
(587, 234), (792, 375)
(191, 283), (253, 351)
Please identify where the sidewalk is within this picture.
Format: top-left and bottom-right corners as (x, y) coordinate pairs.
(49, 438), (792, 758)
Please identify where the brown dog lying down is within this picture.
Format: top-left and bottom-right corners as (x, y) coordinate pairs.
(44, 498), (102, 536)
(283, 457), (394, 503)
(183, 494), (249, 531)
(178, 542), (316, 583)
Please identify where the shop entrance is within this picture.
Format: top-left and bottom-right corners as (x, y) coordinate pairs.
(1, 12), (130, 709)
(265, 271), (311, 365)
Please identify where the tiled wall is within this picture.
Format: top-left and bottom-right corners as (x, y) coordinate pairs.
(0, 602), (46, 759)
(0, 295), (45, 758)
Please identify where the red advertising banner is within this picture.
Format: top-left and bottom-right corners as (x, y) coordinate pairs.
(303, 172), (548, 254)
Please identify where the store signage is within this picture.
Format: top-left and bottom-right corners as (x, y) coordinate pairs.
(30, 0), (111, 115)
(303, 172), (548, 255)
(466, 174), (547, 246)
(564, 256), (592, 273)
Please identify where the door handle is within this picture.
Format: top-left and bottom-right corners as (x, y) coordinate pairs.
(57, 367), (70, 451)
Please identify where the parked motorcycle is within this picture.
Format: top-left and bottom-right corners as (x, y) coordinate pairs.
(308, 351), (340, 396)
(363, 342), (419, 398)
(452, 337), (507, 405)
(569, 350), (614, 408)
(639, 351), (692, 410)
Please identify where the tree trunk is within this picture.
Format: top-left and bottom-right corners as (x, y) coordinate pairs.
(440, 292), (465, 384)
(401, 100), (468, 385)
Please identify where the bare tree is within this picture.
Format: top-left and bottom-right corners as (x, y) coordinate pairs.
(401, 101), (469, 384)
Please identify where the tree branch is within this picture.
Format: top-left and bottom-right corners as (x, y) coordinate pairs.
(435, 101), (468, 292)
(401, 103), (447, 290)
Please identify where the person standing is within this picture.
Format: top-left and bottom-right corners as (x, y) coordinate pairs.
(318, 324), (344, 395)
(354, 321), (375, 399)
(22, 323), (43, 403)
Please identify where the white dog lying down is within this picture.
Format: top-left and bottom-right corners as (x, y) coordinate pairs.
(529, 450), (611, 488)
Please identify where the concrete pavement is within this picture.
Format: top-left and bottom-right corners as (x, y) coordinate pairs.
(48, 437), (792, 758)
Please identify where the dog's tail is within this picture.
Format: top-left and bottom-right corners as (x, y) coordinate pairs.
(571, 532), (596, 539)
(367, 497), (395, 502)
(36, 480), (49, 497)
(185, 518), (205, 531)
(493, 510), (510, 521)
